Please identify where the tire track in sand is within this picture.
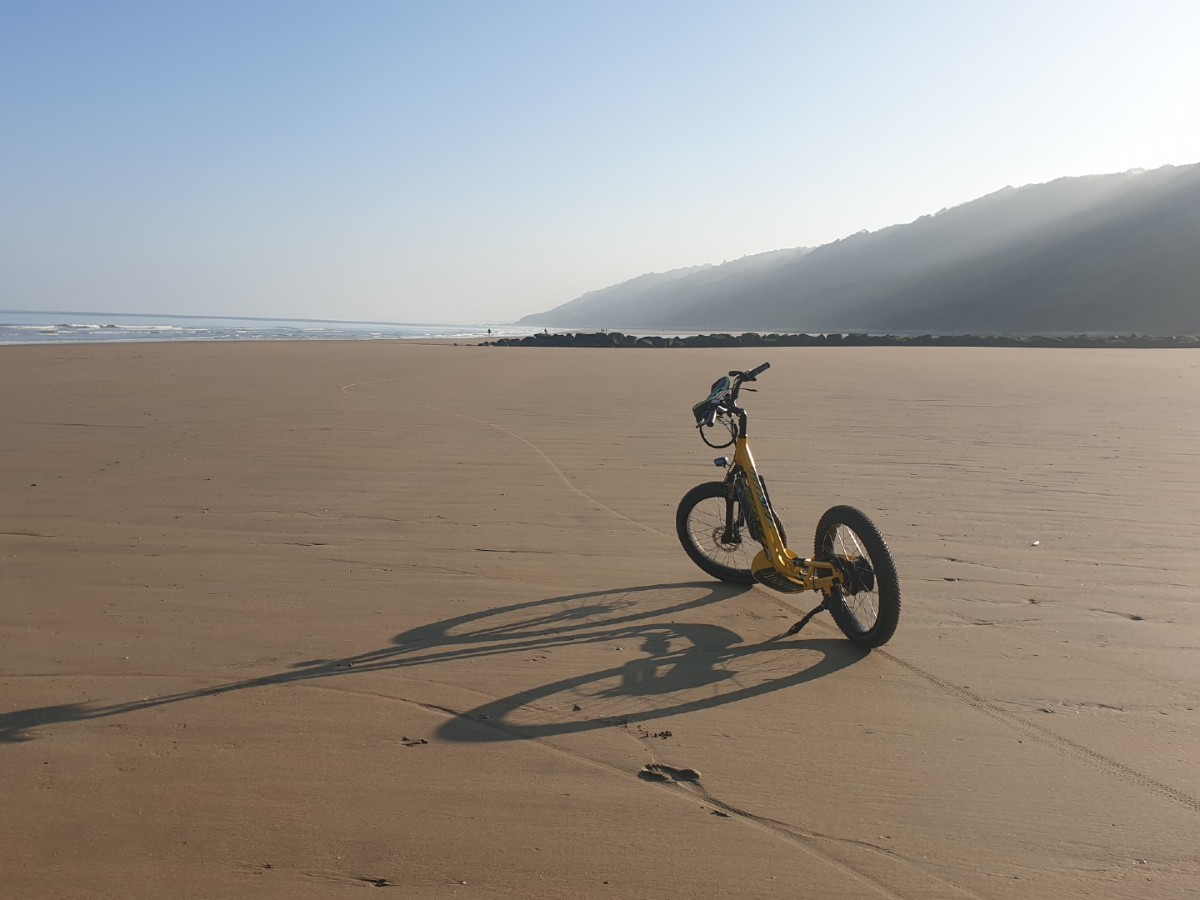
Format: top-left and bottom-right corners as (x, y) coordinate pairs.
(874, 648), (1200, 815)
(303, 682), (968, 899)
(342, 379), (671, 537)
(640, 764), (989, 900)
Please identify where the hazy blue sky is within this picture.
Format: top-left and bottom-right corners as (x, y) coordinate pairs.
(3, 1), (1198, 323)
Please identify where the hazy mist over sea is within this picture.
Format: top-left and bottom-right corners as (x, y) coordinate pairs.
(0, 311), (535, 345)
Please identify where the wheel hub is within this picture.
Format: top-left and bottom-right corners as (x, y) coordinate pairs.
(836, 556), (875, 595)
(711, 526), (743, 552)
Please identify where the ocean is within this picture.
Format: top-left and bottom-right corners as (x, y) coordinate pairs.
(0, 310), (534, 346)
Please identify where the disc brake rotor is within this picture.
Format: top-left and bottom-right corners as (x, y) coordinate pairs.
(711, 526), (743, 551)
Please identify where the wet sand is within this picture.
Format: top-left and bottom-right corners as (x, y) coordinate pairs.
(2, 341), (1199, 898)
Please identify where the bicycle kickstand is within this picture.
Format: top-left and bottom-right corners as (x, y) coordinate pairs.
(782, 597), (831, 638)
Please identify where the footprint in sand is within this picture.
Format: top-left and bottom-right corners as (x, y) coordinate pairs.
(639, 763), (701, 783)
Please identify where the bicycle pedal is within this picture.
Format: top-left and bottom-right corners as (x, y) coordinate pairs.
(752, 565), (810, 594)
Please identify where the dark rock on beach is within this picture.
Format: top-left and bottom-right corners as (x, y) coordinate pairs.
(483, 331), (1200, 349)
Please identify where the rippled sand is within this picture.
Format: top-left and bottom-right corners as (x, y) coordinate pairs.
(3, 341), (1198, 898)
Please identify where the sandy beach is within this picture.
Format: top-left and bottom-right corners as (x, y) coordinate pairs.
(2, 341), (1198, 898)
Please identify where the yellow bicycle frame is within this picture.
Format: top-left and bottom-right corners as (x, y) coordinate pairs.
(731, 436), (844, 594)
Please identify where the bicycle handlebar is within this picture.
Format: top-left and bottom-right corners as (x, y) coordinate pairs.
(692, 362), (770, 428)
(744, 361), (770, 380)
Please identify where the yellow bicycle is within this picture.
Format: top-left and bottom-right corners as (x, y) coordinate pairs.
(677, 362), (901, 647)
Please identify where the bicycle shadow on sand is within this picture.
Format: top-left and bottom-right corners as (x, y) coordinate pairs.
(436, 622), (867, 744)
(1, 581), (866, 745)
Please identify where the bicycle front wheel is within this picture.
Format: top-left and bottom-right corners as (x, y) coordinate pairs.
(677, 481), (785, 584)
(814, 506), (901, 647)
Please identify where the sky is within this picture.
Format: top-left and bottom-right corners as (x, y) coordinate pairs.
(2, 1), (1199, 324)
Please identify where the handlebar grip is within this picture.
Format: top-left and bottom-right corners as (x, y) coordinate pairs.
(745, 361), (770, 380)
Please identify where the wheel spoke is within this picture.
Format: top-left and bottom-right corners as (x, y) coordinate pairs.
(831, 523), (880, 629)
(686, 496), (755, 571)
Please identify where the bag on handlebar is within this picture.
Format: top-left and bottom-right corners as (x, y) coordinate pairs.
(692, 375), (733, 424)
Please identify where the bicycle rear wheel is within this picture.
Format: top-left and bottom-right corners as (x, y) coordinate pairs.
(677, 481), (784, 584)
(814, 506), (901, 647)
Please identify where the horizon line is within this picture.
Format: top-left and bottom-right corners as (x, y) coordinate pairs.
(0, 309), (522, 329)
